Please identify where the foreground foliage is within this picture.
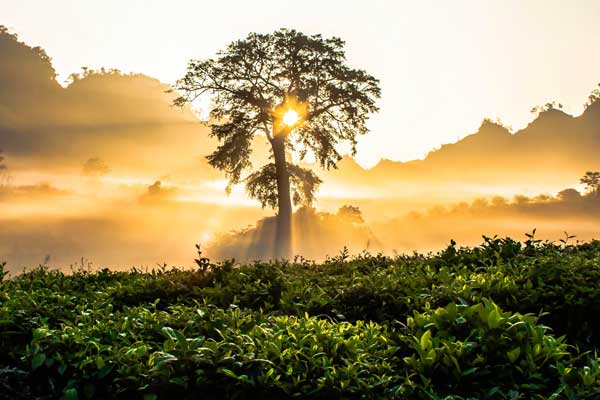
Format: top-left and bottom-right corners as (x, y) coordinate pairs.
(1, 236), (599, 399)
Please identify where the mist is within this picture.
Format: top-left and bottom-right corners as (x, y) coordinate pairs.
(2, 25), (600, 272)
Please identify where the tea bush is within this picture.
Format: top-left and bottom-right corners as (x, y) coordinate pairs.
(0, 237), (599, 399)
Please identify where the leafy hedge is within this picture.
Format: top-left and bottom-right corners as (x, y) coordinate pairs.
(0, 236), (599, 399)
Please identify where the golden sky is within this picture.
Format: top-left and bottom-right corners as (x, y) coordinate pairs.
(2, 0), (600, 167)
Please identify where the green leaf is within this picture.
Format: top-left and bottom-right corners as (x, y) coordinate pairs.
(487, 309), (502, 329)
(161, 327), (177, 341)
(31, 353), (46, 369)
(420, 330), (432, 350)
(63, 388), (78, 400)
(221, 368), (237, 378)
(507, 347), (521, 363)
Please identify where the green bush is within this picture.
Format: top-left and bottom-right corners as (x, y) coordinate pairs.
(1, 237), (599, 399)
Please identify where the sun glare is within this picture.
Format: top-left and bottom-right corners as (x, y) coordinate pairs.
(282, 109), (300, 127)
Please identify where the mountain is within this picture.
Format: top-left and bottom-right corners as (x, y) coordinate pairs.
(2, 25), (599, 192)
(321, 104), (600, 191)
(0, 26), (215, 176)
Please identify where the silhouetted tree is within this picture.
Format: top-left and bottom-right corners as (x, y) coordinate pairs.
(530, 101), (563, 114)
(174, 29), (380, 257)
(337, 205), (364, 224)
(82, 157), (110, 177)
(0, 149), (8, 188)
(585, 83), (600, 108)
(557, 188), (582, 202)
(581, 171), (600, 197)
(0, 149), (6, 171)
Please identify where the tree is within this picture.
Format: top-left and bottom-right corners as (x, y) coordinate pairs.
(530, 101), (563, 114)
(337, 205), (364, 224)
(174, 29), (381, 257)
(584, 83), (600, 108)
(0, 149), (8, 188)
(82, 157), (110, 177)
(580, 171), (600, 197)
(557, 188), (582, 202)
(0, 149), (6, 171)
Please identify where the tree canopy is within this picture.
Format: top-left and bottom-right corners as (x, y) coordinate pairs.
(581, 171), (600, 196)
(174, 28), (380, 207)
(174, 29), (380, 256)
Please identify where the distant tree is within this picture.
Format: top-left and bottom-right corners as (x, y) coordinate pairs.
(82, 157), (110, 177)
(556, 188), (582, 202)
(530, 101), (563, 114)
(533, 194), (553, 203)
(580, 171), (600, 197)
(491, 196), (509, 208)
(337, 205), (364, 224)
(514, 195), (530, 206)
(67, 67), (124, 85)
(174, 29), (381, 257)
(471, 198), (489, 210)
(0, 149), (6, 171)
(585, 83), (600, 108)
(0, 149), (7, 187)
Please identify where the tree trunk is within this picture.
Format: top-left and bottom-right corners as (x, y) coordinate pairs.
(272, 135), (292, 259)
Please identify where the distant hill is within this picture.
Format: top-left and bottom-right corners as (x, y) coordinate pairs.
(0, 26), (217, 176)
(2, 24), (599, 191)
(319, 103), (600, 191)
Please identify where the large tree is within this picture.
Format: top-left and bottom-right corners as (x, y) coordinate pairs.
(174, 29), (380, 257)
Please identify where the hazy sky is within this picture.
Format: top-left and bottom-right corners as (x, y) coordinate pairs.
(2, 0), (600, 167)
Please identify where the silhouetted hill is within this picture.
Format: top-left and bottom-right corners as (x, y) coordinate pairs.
(2, 25), (599, 191)
(63, 70), (198, 127)
(0, 26), (212, 175)
(0, 26), (61, 127)
(322, 102), (600, 189)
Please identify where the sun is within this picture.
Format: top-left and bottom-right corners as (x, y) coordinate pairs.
(282, 109), (300, 127)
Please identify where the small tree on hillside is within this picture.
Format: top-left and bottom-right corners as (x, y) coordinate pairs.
(581, 171), (600, 197)
(0, 149), (8, 187)
(0, 149), (5, 171)
(585, 83), (600, 108)
(530, 101), (563, 114)
(174, 29), (381, 257)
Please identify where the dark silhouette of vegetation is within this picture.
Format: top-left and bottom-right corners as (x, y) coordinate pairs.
(138, 180), (178, 204)
(0, 149), (9, 188)
(581, 171), (600, 197)
(0, 149), (6, 171)
(173, 29), (381, 257)
(206, 205), (378, 261)
(585, 83), (600, 107)
(81, 157), (110, 177)
(336, 205), (364, 223)
(530, 100), (563, 114)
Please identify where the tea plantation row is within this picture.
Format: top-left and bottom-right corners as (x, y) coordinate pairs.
(1, 236), (599, 399)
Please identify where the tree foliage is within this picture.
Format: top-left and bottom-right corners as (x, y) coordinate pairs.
(530, 101), (563, 114)
(585, 83), (600, 108)
(581, 171), (600, 196)
(82, 157), (110, 177)
(0, 149), (6, 171)
(336, 205), (364, 223)
(245, 163), (322, 208)
(173, 29), (381, 208)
